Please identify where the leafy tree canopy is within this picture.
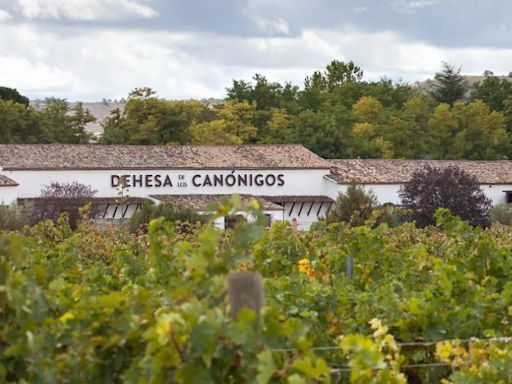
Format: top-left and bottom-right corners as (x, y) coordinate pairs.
(430, 62), (469, 105)
(399, 165), (492, 227)
(0, 86), (29, 106)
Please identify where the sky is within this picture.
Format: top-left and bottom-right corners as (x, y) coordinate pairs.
(0, 0), (511, 101)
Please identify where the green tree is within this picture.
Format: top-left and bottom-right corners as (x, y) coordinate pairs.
(427, 103), (458, 159)
(101, 88), (207, 145)
(430, 62), (469, 105)
(451, 100), (509, 159)
(305, 60), (363, 92)
(471, 76), (512, 111)
(396, 96), (436, 158)
(291, 109), (350, 158)
(40, 99), (95, 143)
(0, 100), (42, 143)
(327, 181), (378, 226)
(188, 101), (257, 144)
(0, 86), (29, 106)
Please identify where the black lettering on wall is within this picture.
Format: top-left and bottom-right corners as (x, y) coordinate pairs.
(265, 174), (276, 186)
(192, 175), (201, 187)
(225, 174), (236, 187)
(111, 175), (120, 187)
(238, 174), (248, 186)
(213, 174), (224, 187)
(277, 174), (285, 186)
(163, 175), (173, 187)
(145, 175), (153, 187)
(154, 174), (162, 187)
(133, 174), (143, 187)
(255, 174), (264, 186)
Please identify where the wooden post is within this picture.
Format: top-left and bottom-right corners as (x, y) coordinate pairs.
(227, 271), (265, 321)
(347, 254), (353, 280)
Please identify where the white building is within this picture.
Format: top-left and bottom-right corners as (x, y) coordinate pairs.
(1, 144), (512, 229)
(0, 144), (334, 230)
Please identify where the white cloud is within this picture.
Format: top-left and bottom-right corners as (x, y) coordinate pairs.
(0, 9), (11, 20)
(15, 0), (158, 20)
(256, 17), (291, 35)
(391, 0), (437, 13)
(0, 56), (78, 92)
(1, 20), (512, 101)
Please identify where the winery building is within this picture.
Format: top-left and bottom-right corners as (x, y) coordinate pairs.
(1, 144), (512, 229)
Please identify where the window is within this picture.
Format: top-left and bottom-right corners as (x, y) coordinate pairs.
(265, 214), (272, 229)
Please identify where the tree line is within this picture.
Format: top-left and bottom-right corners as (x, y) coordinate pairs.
(2, 61), (512, 159)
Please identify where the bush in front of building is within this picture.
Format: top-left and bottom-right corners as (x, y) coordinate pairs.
(490, 203), (512, 226)
(327, 181), (379, 226)
(30, 181), (98, 229)
(0, 204), (30, 231)
(400, 165), (492, 228)
(128, 201), (208, 233)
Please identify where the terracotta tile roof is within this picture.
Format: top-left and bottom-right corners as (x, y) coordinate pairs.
(0, 144), (330, 170)
(150, 194), (284, 211)
(0, 175), (18, 187)
(329, 159), (512, 184)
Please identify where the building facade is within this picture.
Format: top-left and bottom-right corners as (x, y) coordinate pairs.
(1, 144), (512, 229)
(0, 144), (334, 230)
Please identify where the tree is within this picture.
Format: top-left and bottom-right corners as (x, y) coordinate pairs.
(399, 165), (492, 227)
(40, 99), (95, 143)
(101, 88), (207, 145)
(0, 86), (29, 106)
(327, 181), (378, 226)
(471, 76), (512, 112)
(430, 62), (469, 105)
(188, 101), (257, 144)
(304, 60), (363, 92)
(0, 100), (42, 143)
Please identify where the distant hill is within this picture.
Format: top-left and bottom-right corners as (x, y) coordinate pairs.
(414, 73), (512, 94)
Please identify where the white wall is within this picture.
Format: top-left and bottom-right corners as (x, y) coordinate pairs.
(333, 183), (511, 206)
(0, 187), (17, 205)
(2, 169), (330, 201)
(283, 201), (331, 230)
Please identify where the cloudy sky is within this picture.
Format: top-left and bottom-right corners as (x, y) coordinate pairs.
(0, 0), (511, 101)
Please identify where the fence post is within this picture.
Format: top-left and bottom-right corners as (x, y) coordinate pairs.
(346, 254), (353, 280)
(227, 271), (265, 321)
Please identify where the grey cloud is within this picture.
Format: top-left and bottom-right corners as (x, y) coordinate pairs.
(3, 0), (511, 47)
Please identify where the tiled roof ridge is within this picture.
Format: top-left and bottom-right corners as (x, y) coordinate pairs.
(0, 144), (330, 170)
(329, 158), (512, 184)
(0, 175), (18, 187)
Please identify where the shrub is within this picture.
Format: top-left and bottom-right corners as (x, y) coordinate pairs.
(30, 181), (97, 229)
(0, 204), (29, 231)
(491, 203), (512, 225)
(400, 165), (492, 227)
(327, 181), (378, 226)
(128, 201), (208, 233)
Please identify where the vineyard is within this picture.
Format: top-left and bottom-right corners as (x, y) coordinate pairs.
(2, 198), (512, 383)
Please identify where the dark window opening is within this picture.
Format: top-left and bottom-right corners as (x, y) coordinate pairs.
(265, 214), (272, 229)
